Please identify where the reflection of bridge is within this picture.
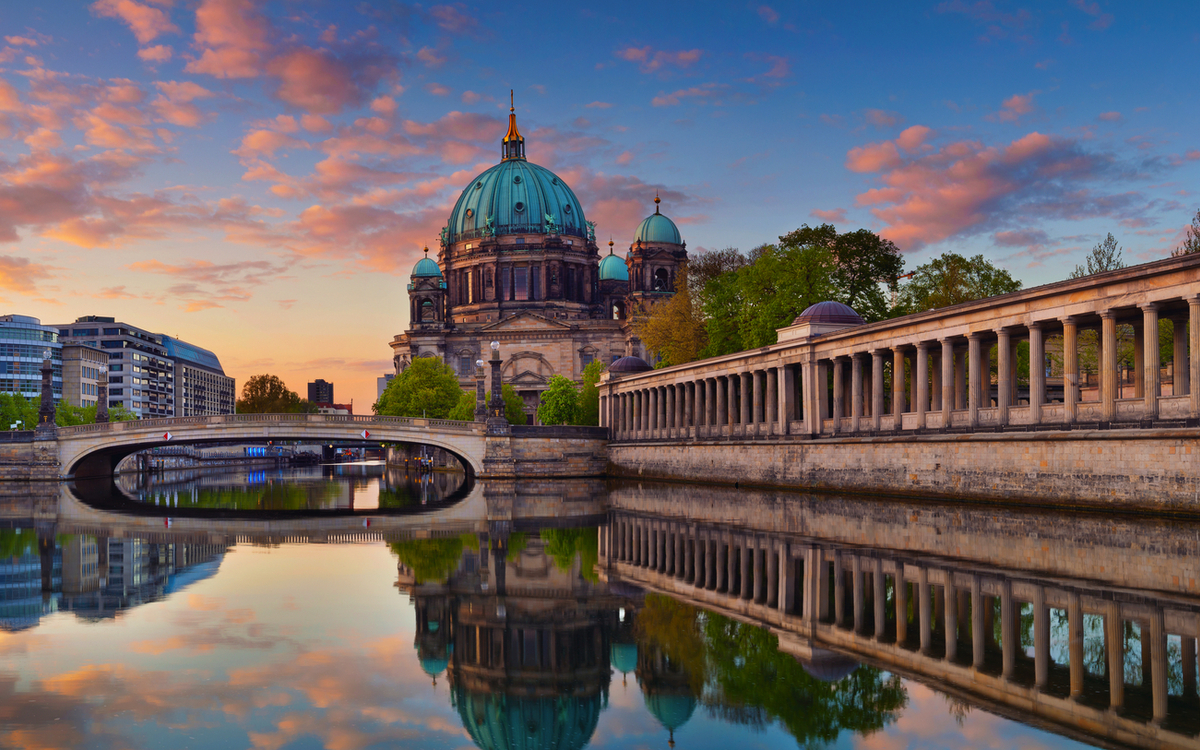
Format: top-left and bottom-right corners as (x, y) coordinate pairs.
(601, 484), (1200, 749)
(602, 254), (1200, 509)
(56, 414), (487, 479)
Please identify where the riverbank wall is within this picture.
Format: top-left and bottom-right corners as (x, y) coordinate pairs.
(607, 427), (1200, 514)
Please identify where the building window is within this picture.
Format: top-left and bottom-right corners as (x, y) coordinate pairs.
(459, 356), (473, 376)
(514, 267), (528, 301)
(500, 267), (511, 301)
(581, 352), (594, 368)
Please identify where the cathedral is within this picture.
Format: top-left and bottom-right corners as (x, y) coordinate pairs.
(389, 102), (687, 423)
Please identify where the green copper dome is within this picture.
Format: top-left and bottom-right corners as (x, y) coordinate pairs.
(444, 114), (588, 245)
(413, 256), (442, 277)
(634, 198), (681, 245)
(610, 642), (638, 674)
(452, 686), (603, 750)
(644, 692), (696, 733)
(599, 252), (628, 282)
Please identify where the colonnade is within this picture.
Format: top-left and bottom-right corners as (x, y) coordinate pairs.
(600, 513), (1200, 735)
(603, 290), (1200, 440)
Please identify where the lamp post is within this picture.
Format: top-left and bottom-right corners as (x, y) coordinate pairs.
(35, 348), (56, 438)
(487, 340), (509, 434)
(474, 358), (487, 421)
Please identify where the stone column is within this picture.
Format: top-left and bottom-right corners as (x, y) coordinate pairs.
(918, 568), (931, 654)
(997, 327), (1012, 426)
(968, 333), (983, 429)
(1173, 315), (1189, 397)
(971, 576), (985, 670)
(685, 381), (694, 435)
(1068, 591), (1084, 699)
(1182, 636), (1197, 700)
(716, 537), (728, 592)
(728, 538), (739, 594)
(954, 346), (967, 410)
(1192, 296), (1200, 418)
(931, 350), (942, 411)
(1063, 317), (1079, 425)
(833, 553), (845, 626)
(659, 386), (668, 436)
(648, 389), (657, 435)
(665, 386), (675, 436)
(916, 342), (929, 430)
(892, 348), (906, 424)
(1029, 322), (1045, 424)
(751, 370), (763, 434)
(779, 546), (795, 614)
(1001, 580), (1015, 679)
(851, 354), (864, 432)
(941, 339), (955, 429)
(1034, 585), (1049, 690)
(694, 535), (705, 588)
(852, 555), (864, 633)
(707, 538), (718, 591)
(895, 567), (908, 645)
(1101, 310), (1118, 422)
(727, 375), (738, 431)
(740, 540), (753, 601)
(871, 350), (885, 431)
(1134, 320), (1144, 400)
(832, 358), (845, 434)
(779, 365), (794, 435)
(1142, 303), (1160, 419)
(648, 527), (658, 570)
(944, 574), (957, 661)
(1149, 607), (1167, 721)
(873, 558), (886, 639)
(766, 367), (778, 434)
(753, 544), (766, 603)
(1106, 601), (1124, 708)
(739, 372), (752, 434)
(767, 546), (779, 607)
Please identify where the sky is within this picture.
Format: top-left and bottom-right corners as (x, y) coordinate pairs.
(0, 1), (1198, 409)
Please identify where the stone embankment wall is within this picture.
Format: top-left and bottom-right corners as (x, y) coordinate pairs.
(486, 426), (609, 479)
(0, 435), (59, 482)
(608, 428), (1200, 514)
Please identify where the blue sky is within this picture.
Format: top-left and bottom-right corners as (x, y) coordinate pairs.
(0, 0), (1197, 406)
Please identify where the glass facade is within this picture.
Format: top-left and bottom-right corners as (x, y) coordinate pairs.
(0, 315), (62, 401)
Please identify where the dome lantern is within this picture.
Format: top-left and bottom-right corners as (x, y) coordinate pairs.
(412, 246), (442, 278)
(501, 90), (525, 161)
(634, 195), (682, 245)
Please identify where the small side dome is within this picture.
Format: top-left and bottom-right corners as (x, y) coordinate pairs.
(609, 356), (653, 373)
(792, 300), (864, 327)
(419, 656), (449, 679)
(799, 653), (860, 683)
(633, 194), (682, 245)
(599, 252), (629, 282)
(412, 257), (442, 277)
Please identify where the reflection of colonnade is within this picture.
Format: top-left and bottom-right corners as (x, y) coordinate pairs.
(603, 254), (1200, 439)
(601, 510), (1200, 748)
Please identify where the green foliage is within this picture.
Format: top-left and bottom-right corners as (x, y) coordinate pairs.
(778, 224), (904, 322)
(894, 252), (1022, 314)
(389, 535), (475, 584)
(540, 527), (599, 582)
(448, 390), (478, 421)
(577, 360), (605, 426)
(374, 357), (463, 418)
(0, 528), (36, 558)
(499, 383), (526, 424)
(1070, 233), (1125, 278)
(236, 374), (313, 414)
(537, 375), (580, 425)
(632, 263), (709, 366)
(0, 393), (135, 429)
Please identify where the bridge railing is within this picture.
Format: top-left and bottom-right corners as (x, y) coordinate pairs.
(55, 413), (482, 437)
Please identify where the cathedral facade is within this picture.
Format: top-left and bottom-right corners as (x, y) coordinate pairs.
(389, 105), (687, 423)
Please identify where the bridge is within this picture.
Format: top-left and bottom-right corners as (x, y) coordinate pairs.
(601, 482), (1200, 749)
(601, 252), (1200, 511)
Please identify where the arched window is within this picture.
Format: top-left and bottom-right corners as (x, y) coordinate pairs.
(612, 301), (625, 320)
(420, 299), (435, 322)
(653, 268), (670, 292)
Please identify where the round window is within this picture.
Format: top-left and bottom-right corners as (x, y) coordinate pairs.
(514, 202), (525, 212)
(563, 205), (571, 214)
(513, 175), (522, 184)
(475, 182), (482, 190)
(465, 208), (474, 219)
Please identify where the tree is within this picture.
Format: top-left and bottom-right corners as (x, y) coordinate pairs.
(778, 224), (904, 322)
(537, 375), (580, 425)
(688, 247), (747, 310)
(448, 390), (478, 421)
(0, 394), (135, 429)
(734, 241), (835, 349)
(1070, 233), (1125, 278)
(236, 374), (309, 414)
(374, 357), (463, 418)
(576, 360), (605, 426)
(632, 263), (709, 367)
(1173, 209), (1200, 256)
(894, 252), (1022, 314)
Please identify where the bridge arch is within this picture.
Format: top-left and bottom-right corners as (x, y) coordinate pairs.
(56, 414), (487, 480)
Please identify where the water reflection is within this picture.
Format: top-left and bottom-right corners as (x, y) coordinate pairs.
(2, 474), (1194, 749)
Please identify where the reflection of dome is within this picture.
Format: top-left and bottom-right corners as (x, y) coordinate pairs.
(644, 692), (696, 733)
(799, 652), (860, 683)
(634, 201), (682, 245)
(792, 300), (864, 327)
(599, 251), (629, 282)
(610, 642), (638, 675)
(453, 687), (602, 750)
(446, 160), (587, 243)
(413, 256), (442, 277)
(609, 356), (653, 373)
(421, 656), (449, 679)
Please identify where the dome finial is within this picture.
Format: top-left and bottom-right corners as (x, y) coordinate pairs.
(608, 238), (614, 254)
(510, 88), (514, 114)
(423, 245), (429, 257)
(654, 191), (660, 214)
(502, 90), (525, 160)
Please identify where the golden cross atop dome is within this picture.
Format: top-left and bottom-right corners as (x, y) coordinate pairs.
(608, 238), (614, 253)
(654, 191), (661, 214)
(510, 89), (514, 113)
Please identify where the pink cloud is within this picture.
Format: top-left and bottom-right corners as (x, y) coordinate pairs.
(990, 92), (1037, 122)
(1070, 0), (1114, 30)
(863, 109), (903, 128)
(1097, 110), (1121, 122)
(185, 0), (272, 79)
(370, 95), (397, 114)
(585, 101), (612, 109)
(846, 141), (902, 173)
(428, 5), (478, 34)
(4, 36), (40, 48)
(301, 114), (332, 133)
(810, 208), (847, 223)
(91, 0), (179, 45)
(268, 48), (366, 114)
(416, 46), (446, 67)
(895, 125), (933, 150)
(0, 255), (56, 291)
(615, 46), (704, 74)
(137, 44), (173, 62)
(424, 82), (451, 97)
(650, 83), (731, 107)
(233, 129), (309, 159)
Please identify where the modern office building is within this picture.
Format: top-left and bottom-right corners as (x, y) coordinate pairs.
(162, 336), (236, 416)
(308, 379), (334, 404)
(54, 316), (235, 419)
(0, 315), (62, 404)
(61, 343), (107, 409)
(377, 373), (394, 400)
